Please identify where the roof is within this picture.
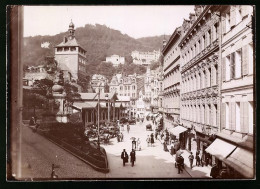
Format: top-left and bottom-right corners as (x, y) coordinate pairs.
(56, 38), (80, 47)
(79, 92), (118, 101)
(117, 96), (130, 102)
(72, 101), (98, 110)
(55, 38), (86, 51)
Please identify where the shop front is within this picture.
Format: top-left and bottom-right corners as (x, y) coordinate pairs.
(205, 137), (254, 179)
(168, 125), (187, 150)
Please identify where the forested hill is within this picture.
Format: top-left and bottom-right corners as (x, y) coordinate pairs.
(22, 24), (170, 66)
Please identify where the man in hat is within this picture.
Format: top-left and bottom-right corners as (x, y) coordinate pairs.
(121, 149), (128, 166)
(130, 149), (136, 167)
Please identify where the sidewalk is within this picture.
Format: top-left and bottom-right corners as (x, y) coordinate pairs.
(163, 142), (211, 178)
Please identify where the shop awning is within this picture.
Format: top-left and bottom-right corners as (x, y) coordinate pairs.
(72, 102), (98, 110)
(225, 147), (254, 178)
(205, 138), (236, 160)
(169, 126), (187, 137)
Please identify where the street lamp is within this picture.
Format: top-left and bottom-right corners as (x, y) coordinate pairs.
(96, 81), (101, 151)
(105, 94), (110, 123)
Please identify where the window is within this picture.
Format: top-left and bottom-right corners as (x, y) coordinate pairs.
(235, 49), (242, 78)
(226, 55), (231, 81)
(226, 11), (231, 32)
(225, 103), (230, 129)
(235, 102), (241, 132)
(248, 43), (254, 74)
(203, 35), (207, 49)
(207, 30), (211, 46)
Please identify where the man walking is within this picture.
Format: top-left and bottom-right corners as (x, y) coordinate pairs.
(121, 149), (128, 166)
(176, 154), (184, 174)
(130, 149), (136, 167)
(188, 152), (194, 169)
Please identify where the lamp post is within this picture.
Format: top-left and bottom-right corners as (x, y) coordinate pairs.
(105, 94), (110, 123)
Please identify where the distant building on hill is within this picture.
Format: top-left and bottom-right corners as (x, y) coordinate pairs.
(105, 55), (125, 67)
(131, 50), (160, 66)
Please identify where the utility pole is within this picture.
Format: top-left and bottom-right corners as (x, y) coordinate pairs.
(97, 86), (100, 150)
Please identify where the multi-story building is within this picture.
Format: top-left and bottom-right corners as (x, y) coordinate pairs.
(105, 54), (125, 67)
(131, 50), (160, 66)
(109, 73), (138, 117)
(90, 74), (109, 93)
(162, 27), (183, 130)
(216, 5), (254, 178)
(54, 21), (87, 84)
(150, 65), (163, 113)
(179, 6), (221, 160)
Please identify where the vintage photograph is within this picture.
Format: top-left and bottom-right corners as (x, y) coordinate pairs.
(7, 5), (255, 180)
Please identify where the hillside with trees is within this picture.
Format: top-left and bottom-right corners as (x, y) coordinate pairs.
(22, 24), (170, 79)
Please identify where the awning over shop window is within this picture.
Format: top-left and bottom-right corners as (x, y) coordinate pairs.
(225, 147), (254, 178)
(205, 138), (236, 160)
(169, 126), (187, 137)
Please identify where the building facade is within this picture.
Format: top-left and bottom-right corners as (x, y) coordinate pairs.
(179, 6), (221, 157)
(105, 55), (125, 67)
(54, 21), (87, 83)
(109, 73), (138, 117)
(90, 74), (109, 93)
(217, 5), (254, 178)
(131, 50), (160, 66)
(162, 27), (182, 130)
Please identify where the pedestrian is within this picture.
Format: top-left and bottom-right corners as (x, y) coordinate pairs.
(210, 164), (219, 178)
(146, 135), (151, 147)
(121, 124), (124, 131)
(132, 139), (137, 150)
(161, 132), (164, 140)
(127, 124), (130, 133)
(120, 132), (124, 142)
(117, 134), (120, 142)
(155, 131), (158, 140)
(176, 154), (184, 174)
(163, 141), (169, 152)
(199, 151), (204, 167)
(29, 116), (35, 126)
(188, 152), (194, 169)
(150, 133), (154, 147)
(196, 152), (201, 166)
(137, 138), (141, 151)
(121, 149), (128, 166)
(130, 149), (136, 167)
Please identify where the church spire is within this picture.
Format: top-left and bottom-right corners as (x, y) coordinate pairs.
(68, 19), (75, 40)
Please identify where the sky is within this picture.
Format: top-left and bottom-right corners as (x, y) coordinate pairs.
(24, 6), (194, 39)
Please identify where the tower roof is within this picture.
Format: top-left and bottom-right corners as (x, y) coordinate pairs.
(69, 20), (75, 28)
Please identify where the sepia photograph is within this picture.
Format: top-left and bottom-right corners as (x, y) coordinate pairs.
(7, 5), (255, 181)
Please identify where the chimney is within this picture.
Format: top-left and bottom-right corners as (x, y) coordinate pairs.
(63, 36), (68, 43)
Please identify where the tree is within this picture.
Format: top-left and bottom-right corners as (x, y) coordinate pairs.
(150, 60), (160, 70)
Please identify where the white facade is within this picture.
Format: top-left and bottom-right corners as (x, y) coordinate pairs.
(221, 5), (254, 135)
(105, 55), (125, 67)
(131, 50), (160, 65)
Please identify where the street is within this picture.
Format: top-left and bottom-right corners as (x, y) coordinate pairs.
(103, 120), (191, 178)
(19, 120), (211, 179)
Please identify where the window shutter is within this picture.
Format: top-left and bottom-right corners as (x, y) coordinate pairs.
(240, 102), (244, 132)
(243, 102), (249, 133)
(230, 6), (237, 28)
(230, 52), (235, 79)
(229, 102), (232, 130)
(221, 103), (226, 129)
(231, 102), (236, 130)
(222, 16), (226, 34)
(222, 57), (226, 81)
(242, 45), (248, 76)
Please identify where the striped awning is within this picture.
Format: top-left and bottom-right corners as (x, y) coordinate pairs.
(205, 138), (236, 160)
(225, 147), (254, 178)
